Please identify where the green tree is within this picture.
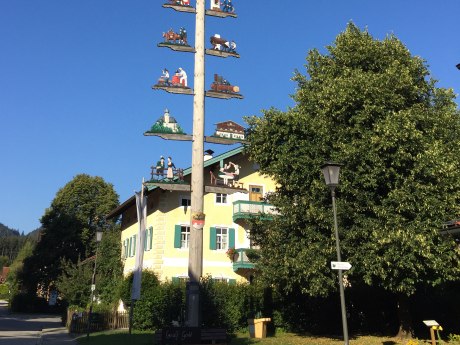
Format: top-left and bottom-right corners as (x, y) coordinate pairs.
(21, 174), (119, 299)
(55, 228), (123, 308)
(245, 23), (460, 337)
(6, 240), (35, 301)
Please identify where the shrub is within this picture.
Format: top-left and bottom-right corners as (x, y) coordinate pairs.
(0, 283), (9, 299)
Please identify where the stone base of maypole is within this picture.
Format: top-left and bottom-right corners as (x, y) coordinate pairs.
(185, 281), (201, 327)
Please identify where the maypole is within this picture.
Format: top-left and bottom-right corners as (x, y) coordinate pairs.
(187, 0), (205, 327)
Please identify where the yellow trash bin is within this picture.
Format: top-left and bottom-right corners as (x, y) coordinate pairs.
(248, 318), (271, 338)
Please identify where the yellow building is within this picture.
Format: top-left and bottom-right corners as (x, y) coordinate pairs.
(107, 146), (277, 283)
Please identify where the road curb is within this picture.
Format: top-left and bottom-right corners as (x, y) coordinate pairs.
(39, 327), (78, 345)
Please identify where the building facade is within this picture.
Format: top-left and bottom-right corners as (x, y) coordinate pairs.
(107, 147), (277, 283)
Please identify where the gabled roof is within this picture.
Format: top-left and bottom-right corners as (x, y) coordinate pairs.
(106, 146), (245, 220)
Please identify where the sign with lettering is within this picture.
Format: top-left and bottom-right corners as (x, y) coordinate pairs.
(162, 327), (201, 344)
(330, 261), (352, 270)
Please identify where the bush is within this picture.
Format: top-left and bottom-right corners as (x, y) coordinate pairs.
(0, 283), (9, 300)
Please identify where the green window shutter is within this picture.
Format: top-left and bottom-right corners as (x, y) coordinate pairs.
(133, 235), (137, 256)
(174, 225), (182, 248)
(172, 277), (180, 285)
(229, 228), (235, 249)
(229, 279), (236, 285)
(149, 227), (153, 250)
(210, 227), (217, 250)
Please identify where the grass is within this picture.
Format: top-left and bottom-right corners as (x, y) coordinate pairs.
(75, 329), (455, 345)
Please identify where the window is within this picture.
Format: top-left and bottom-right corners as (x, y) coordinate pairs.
(174, 225), (190, 249)
(181, 198), (191, 207)
(210, 227), (235, 250)
(172, 276), (189, 284)
(216, 227), (228, 250)
(212, 277), (236, 285)
(216, 193), (228, 204)
(123, 239), (129, 258)
(144, 227), (153, 251)
(127, 235), (136, 257)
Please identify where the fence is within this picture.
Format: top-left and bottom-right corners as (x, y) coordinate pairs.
(66, 309), (129, 333)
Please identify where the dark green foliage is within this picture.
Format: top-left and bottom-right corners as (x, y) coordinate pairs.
(56, 227), (123, 308)
(6, 240), (35, 302)
(96, 228), (124, 306)
(119, 271), (184, 331)
(147, 122), (185, 134)
(245, 23), (460, 300)
(19, 174), (119, 301)
(0, 223), (20, 237)
(200, 276), (265, 333)
(56, 257), (93, 307)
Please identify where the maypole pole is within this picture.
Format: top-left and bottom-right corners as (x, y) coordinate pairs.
(187, 0), (205, 328)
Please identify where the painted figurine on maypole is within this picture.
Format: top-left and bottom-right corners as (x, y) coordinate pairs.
(162, 27), (189, 46)
(154, 67), (192, 93)
(210, 34), (237, 53)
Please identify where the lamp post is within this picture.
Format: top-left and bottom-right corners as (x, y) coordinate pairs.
(321, 162), (349, 345)
(87, 230), (103, 339)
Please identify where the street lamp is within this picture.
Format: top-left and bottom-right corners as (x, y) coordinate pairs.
(321, 162), (349, 345)
(87, 230), (103, 339)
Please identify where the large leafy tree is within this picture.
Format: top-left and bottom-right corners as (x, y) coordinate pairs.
(245, 23), (460, 336)
(21, 174), (119, 297)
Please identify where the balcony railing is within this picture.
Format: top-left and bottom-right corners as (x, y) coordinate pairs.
(232, 248), (255, 272)
(232, 200), (277, 223)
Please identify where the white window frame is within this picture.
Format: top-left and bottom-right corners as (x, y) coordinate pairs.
(215, 227), (228, 250)
(181, 225), (190, 249)
(215, 193), (228, 205)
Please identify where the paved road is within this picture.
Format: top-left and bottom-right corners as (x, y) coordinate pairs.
(0, 300), (64, 345)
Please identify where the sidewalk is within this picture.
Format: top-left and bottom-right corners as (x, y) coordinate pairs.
(40, 327), (79, 345)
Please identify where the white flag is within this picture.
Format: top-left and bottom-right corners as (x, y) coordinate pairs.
(131, 188), (147, 300)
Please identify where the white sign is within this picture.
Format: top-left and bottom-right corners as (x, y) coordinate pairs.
(423, 320), (439, 327)
(91, 284), (96, 291)
(331, 261), (352, 270)
(48, 290), (58, 306)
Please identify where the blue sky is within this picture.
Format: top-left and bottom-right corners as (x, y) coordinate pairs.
(1, 1), (459, 234)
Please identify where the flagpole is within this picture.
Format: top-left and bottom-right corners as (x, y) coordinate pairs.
(130, 179), (146, 335)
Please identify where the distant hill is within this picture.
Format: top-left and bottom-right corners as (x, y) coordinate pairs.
(0, 223), (20, 237)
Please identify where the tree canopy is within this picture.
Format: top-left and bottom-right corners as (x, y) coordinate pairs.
(21, 174), (119, 295)
(245, 23), (460, 299)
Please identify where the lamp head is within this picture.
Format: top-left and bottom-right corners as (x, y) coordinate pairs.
(321, 162), (343, 188)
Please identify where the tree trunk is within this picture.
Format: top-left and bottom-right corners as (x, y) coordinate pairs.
(396, 293), (414, 338)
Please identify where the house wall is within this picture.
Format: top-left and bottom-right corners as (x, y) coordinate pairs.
(120, 154), (276, 283)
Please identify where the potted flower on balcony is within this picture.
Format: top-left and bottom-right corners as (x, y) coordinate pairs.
(226, 247), (237, 261)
